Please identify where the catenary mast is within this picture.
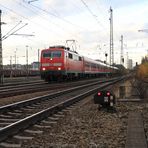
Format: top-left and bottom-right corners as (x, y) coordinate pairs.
(120, 35), (124, 65)
(109, 7), (114, 66)
(0, 10), (3, 83)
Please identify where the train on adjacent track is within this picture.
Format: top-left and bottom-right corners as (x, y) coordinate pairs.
(40, 46), (119, 81)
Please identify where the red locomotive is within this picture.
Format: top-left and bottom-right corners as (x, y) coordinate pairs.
(40, 46), (118, 81)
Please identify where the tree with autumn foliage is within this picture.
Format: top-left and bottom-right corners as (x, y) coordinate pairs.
(136, 56), (148, 79)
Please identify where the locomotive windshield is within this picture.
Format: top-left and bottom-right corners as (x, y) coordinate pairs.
(43, 51), (62, 58)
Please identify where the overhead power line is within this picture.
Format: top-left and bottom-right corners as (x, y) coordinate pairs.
(2, 21), (22, 40)
(2, 22), (28, 41)
(80, 0), (102, 26)
(11, 33), (34, 37)
(28, 0), (38, 4)
(26, 1), (85, 30)
(138, 29), (148, 33)
(80, 0), (110, 39)
(0, 3), (65, 39)
(17, 1), (82, 38)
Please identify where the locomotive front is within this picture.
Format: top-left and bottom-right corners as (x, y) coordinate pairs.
(40, 46), (65, 81)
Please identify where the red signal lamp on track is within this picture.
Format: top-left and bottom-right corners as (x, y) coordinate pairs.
(98, 92), (101, 96)
(107, 92), (110, 96)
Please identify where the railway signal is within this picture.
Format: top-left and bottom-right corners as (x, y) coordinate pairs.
(94, 90), (116, 112)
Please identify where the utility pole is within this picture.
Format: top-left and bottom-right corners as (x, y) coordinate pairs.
(26, 45), (28, 78)
(120, 35), (124, 65)
(126, 52), (129, 69)
(38, 49), (40, 70)
(0, 10), (5, 83)
(0, 10), (2, 83)
(10, 56), (12, 68)
(109, 7), (114, 66)
(15, 48), (17, 69)
(10, 56), (12, 77)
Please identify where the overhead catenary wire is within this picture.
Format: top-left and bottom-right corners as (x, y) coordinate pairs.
(16, 1), (80, 35)
(0, 3), (68, 41)
(27, 0), (103, 32)
(2, 23), (28, 41)
(0, 4), (52, 48)
(15, 0), (87, 42)
(18, 0), (95, 45)
(1, 1), (113, 52)
(1, 1), (108, 44)
(0, 3), (63, 34)
(2, 20), (22, 40)
(80, 0), (105, 28)
(26, 1), (87, 30)
(79, 0), (113, 52)
(0, 2), (83, 56)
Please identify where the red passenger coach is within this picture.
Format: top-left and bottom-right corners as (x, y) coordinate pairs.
(40, 46), (84, 81)
(83, 57), (114, 77)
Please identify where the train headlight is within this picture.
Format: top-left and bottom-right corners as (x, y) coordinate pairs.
(42, 67), (46, 71)
(58, 67), (61, 70)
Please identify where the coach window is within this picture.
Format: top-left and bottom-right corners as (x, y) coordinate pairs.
(68, 53), (73, 59)
(85, 62), (90, 68)
(73, 55), (79, 60)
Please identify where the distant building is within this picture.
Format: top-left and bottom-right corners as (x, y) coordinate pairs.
(128, 59), (133, 69)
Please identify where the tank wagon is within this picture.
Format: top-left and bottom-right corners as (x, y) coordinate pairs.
(40, 46), (118, 81)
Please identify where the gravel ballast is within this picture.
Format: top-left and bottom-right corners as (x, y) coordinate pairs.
(20, 95), (148, 148)
(1, 79), (147, 148)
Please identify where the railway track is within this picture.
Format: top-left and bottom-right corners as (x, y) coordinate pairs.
(0, 76), (41, 86)
(0, 78), (110, 99)
(0, 76), (125, 145)
(0, 81), (48, 98)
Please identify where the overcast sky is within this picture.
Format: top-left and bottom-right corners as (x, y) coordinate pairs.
(1, 0), (148, 66)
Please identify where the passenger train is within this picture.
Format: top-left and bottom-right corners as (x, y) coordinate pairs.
(40, 46), (118, 81)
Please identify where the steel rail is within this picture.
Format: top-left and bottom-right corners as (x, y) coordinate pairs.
(0, 78), (107, 98)
(0, 77), (121, 113)
(0, 77), (41, 87)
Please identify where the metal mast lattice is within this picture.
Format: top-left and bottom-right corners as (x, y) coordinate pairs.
(109, 7), (114, 65)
